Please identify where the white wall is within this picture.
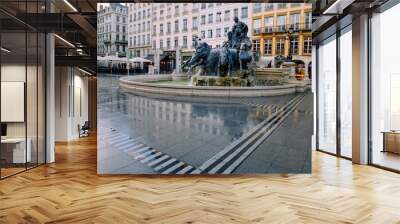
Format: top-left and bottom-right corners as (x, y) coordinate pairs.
(54, 66), (89, 141)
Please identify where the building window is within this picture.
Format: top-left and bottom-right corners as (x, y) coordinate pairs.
(224, 27), (229, 36)
(277, 15), (286, 31)
(201, 15), (206, 25)
(167, 22), (171, 33)
(201, 30), (205, 39)
(265, 3), (274, 11)
(208, 13), (213, 24)
(153, 40), (156, 49)
(290, 37), (299, 55)
(183, 36), (187, 47)
(153, 25), (157, 34)
(160, 23), (164, 34)
(252, 39), (260, 52)
(116, 25), (120, 32)
(253, 3), (262, 13)
(174, 5), (179, 15)
(167, 38), (170, 48)
(224, 10), (230, 21)
(183, 19), (188, 31)
(201, 3), (206, 9)
(207, 29), (213, 38)
(174, 37), (178, 47)
(264, 38), (272, 55)
(290, 13), (300, 30)
(234, 8), (239, 18)
(264, 16), (273, 32)
(160, 39), (163, 48)
(277, 3), (287, 9)
(276, 38), (285, 55)
(216, 12), (222, 22)
(192, 17), (198, 29)
(174, 20), (179, 33)
(241, 7), (248, 18)
(303, 36), (312, 54)
(253, 19), (261, 35)
(304, 12), (312, 30)
(216, 28), (221, 37)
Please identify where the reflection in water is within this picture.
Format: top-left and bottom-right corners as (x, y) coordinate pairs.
(97, 73), (298, 172)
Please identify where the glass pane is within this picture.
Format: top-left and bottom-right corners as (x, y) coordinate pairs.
(27, 31), (38, 169)
(371, 4), (400, 171)
(38, 33), (46, 165)
(318, 36), (337, 154)
(340, 28), (352, 158)
(1, 31), (27, 177)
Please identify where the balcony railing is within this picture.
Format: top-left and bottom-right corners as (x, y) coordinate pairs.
(256, 23), (312, 34)
(192, 27), (198, 31)
(115, 40), (128, 44)
(192, 8), (199, 13)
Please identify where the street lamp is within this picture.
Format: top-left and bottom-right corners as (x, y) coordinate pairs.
(286, 27), (294, 61)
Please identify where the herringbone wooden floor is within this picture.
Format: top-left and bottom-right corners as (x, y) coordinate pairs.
(1, 135), (400, 224)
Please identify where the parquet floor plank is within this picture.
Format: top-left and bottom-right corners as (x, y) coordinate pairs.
(0, 135), (399, 223)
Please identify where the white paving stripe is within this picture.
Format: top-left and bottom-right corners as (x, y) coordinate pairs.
(121, 143), (147, 152)
(162, 162), (185, 174)
(196, 95), (303, 173)
(134, 148), (155, 159)
(176, 165), (194, 174)
(154, 158), (177, 171)
(140, 151), (163, 163)
(101, 128), (196, 174)
(221, 97), (305, 174)
(147, 155), (170, 167)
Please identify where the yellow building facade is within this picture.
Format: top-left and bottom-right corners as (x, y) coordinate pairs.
(251, 3), (312, 66)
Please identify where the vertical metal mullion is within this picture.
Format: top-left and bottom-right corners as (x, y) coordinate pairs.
(25, 0), (28, 171)
(336, 28), (341, 157)
(36, 0), (39, 167)
(316, 44), (320, 151)
(367, 11), (373, 165)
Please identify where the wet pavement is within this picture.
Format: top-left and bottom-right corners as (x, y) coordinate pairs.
(97, 73), (313, 174)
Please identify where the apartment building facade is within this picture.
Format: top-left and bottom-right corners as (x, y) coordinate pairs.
(128, 3), (251, 73)
(97, 3), (128, 56)
(251, 3), (312, 66)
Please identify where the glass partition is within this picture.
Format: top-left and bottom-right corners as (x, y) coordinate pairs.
(1, 31), (28, 177)
(0, 1), (46, 179)
(339, 26), (352, 158)
(370, 3), (400, 171)
(317, 35), (337, 154)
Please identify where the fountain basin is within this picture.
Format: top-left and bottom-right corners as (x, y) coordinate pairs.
(119, 75), (310, 97)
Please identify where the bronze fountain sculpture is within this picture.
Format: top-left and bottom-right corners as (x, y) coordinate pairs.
(183, 17), (254, 78)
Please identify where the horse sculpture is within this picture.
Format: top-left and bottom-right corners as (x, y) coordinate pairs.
(183, 17), (254, 77)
